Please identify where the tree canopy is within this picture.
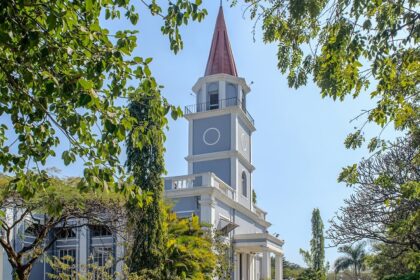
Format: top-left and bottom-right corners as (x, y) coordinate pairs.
(236, 0), (419, 149)
(0, 0), (206, 203)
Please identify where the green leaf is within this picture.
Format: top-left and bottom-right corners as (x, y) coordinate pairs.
(78, 78), (94, 90)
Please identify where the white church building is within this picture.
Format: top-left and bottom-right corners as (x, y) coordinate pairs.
(164, 6), (284, 280)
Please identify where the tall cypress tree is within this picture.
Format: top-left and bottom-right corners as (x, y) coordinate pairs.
(300, 208), (326, 279)
(310, 208), (325, 272)
(125, 88), (168, 274)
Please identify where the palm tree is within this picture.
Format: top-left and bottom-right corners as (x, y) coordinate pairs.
(334, 242), (366, 279)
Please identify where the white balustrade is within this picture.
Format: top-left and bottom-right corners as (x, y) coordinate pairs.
(165, 173), (236, 201)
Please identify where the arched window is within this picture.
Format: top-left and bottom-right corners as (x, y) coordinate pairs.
(241, 171), (247, 197)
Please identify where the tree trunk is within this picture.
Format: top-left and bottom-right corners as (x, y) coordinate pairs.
(13, 266), (31, 280)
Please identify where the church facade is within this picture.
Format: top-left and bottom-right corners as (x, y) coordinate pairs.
(164, 6), (284, 280)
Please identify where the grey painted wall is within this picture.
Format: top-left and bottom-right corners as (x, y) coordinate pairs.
(193, 159), (231, 186)
(235, 211), (265, 234)
(215, 200), (232, 223)
(172, 196), (199, 213)
(192, 114), (231, 155)
(213, 199), (266, 236)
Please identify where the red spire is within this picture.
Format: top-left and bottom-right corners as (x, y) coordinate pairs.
(204, 6), (238, 77)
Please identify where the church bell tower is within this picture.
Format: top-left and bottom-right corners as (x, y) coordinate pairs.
(184, 6), (256, 209)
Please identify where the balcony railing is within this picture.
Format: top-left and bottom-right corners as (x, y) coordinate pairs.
(164, 172), (236, 201)
(184, 97), (255, 125)
(164, 172), (266, 220)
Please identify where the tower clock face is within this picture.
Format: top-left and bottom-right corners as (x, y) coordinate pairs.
(241, 132), (248, 152)
(203, 127), (221, 146)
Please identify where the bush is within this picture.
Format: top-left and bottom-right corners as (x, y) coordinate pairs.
(383, 272), (420, 280)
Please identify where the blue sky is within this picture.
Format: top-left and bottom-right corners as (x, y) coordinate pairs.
(1, 1), (397, 268)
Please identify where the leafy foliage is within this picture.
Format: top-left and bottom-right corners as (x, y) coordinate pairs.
(383, 272), (420, 280)
(252, 188), (257, 204)
(366, 242), (420, 279)
(163, 212), (216, 280)
(0, 0), (206, 203)
(236, 0), (419, 148)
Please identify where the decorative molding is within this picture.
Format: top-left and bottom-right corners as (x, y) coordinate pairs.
(202, 127), (221, 146)
(185, 150), (255, 172)
(185, 106), (255, 133)
(192, 73), (250, 94)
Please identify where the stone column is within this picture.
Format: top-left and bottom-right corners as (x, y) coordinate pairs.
(275, 254), (283, 280)
(261, 251), (271, 279)
(240, 253), (247, 280)
(249, 253), (255, 280)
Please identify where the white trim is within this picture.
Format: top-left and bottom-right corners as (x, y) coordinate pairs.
(218, 213), (231, 222)
(55, 244), (79, 248)
(185, 106), (256, 133)
(192, 74), (251, 94)
(202, 127), (221, 146)
(185, 150), (255, 172)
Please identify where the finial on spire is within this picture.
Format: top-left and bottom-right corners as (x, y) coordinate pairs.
(220, 0), (222, 7)
(204, 5), (238, 77)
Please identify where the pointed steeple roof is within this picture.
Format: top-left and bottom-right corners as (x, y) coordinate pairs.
(204, 6), (238, 77)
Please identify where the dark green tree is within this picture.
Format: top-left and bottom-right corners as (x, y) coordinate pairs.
(366, 242), (420, 279)
(125, 88), (172, 273)
(334, 242), (367, 279)
(300, 208), (327, 280)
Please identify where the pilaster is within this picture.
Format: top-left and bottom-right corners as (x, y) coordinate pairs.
(275, 254), (283, 280)
(78, 224), (88, 274)
(250, 253), (256, 280)
(220, 80), (226, 101)
(199, 194), (215, 225)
